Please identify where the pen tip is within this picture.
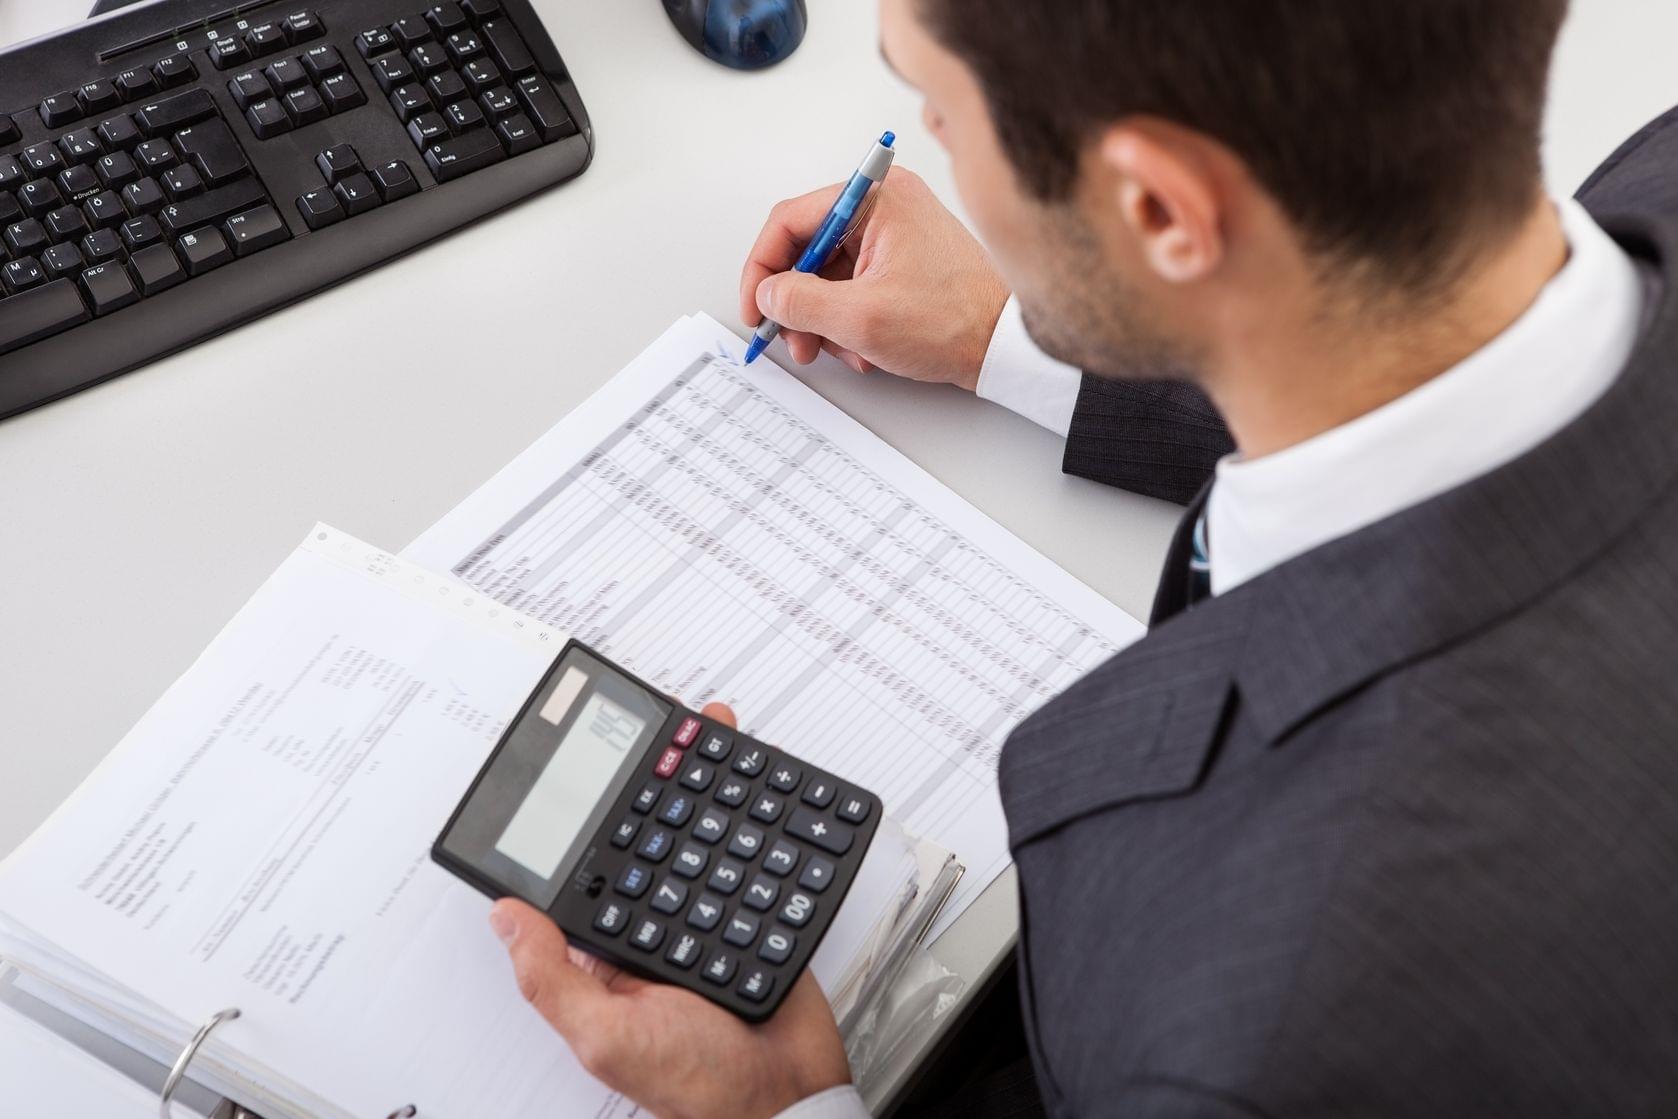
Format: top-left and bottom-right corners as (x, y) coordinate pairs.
(881, 131), (895, 148)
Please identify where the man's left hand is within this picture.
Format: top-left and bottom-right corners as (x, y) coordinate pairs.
(490, 702), (852, 1119)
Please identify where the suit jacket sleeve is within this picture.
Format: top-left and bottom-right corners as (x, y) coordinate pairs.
(1062, 374), (1236, 505)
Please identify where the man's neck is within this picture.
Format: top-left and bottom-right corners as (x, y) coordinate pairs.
(1209, 197), (1571, 460)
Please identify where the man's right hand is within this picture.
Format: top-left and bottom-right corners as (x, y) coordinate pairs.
(739, 167), (1010, 391)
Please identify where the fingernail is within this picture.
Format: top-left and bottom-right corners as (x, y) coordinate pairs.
(758, 276), (779, 314)
(489, 905), (518, 945)
(844, 353), (866, 374)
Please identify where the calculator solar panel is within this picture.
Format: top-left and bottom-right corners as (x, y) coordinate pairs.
(0, 0), (591, 419)
(434, 642), (883, 1022)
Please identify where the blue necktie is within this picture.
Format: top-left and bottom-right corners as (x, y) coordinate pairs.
(1188, 511), (1212, 604)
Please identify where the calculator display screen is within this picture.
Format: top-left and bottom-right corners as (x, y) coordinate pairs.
(495, 691), (647, 878)
(435, 646), (671, 909)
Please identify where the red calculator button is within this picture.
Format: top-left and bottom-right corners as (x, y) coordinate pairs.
(673, 716), (702, 748)
(654, 746), (683, 779)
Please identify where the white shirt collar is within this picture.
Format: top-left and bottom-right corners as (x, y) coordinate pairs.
(1205, 197), (1644, 596)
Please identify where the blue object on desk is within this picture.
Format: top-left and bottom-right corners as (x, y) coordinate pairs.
(663, 0), (808, 70)
(745, 131), (897, 364)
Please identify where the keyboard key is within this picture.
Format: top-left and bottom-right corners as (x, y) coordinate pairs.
(356, 27), (396, 59)
(410, 42), (450, 75)
(0, 156), (25, 190)
(652, 745), (683, 779)
(482, 19), (533, 75)
(686, 893), (724, 931)
(210, 36), (252, 70)
(96, 151), (139, 189)
(318, 72), (367, 113)
(496, 111), (540, 155)
(614, 863), (651, 899)
(283, 9), (324, 42)
(303, 179), (352, 225)
(635, 826), (673, 863)
(516, 75), (576, 141)
(153, 55), (197, 87)
(264, 57), (309, 92)
(737, 968), (774, 1004)
(671, 841), (709, 879)
(80, 228), (123, 264)
(223, 204), (289, 256)
(447, 31), (485, 64)
(301, 44), (345, 81)
(427, 2), (470, 35)
(5, 219), (47, 257)
(97, 114), (141, 150)
(23, 144), (65, 177)
(40, 243), (86, 281)
(0, 194), (19, 227)
(678, 760), (714, 792)
(784, 807), (855, 855)
(19, 180), (64, 217)
(766, 763), (800, 793)
(778, 891), (815, 928)
(176, 119), (249, 186)
(733, 746), (767, 777)
(2, 258), (44, 295)
(631, 782), (661, 815)
(748, 793), (783, 824)
(665, 931), (702, 970)
(630, 915), (670, 948)
(391, 16), (432, 50)
(797, 856), (835, 893)
(479, 85), (518, 118)
(370, 160), (418, 201)
(316, 144), (360, 183)
(722, 911), (759, 947)
(693, 806), (729, 844)
(835, 793), (871, 825)
(707, 857), (745, 896)
(762, 839), (798, 877)
(135, 89), (215, 136)
(83, 190), (124, 229)
(758, 927), (795, 965)
(389, 84), (431, 122)
(59, 163), (101, 200)
(373, 55), (416, 93)
(657, 792), (693, 828)
(283, 86), (329, 125)
(59, 129), (104, 165)
(592, 899), (630, 937)
(120, 215), (164, 251)
(45, 205), (89, 242)
(713, 777), (748, 808)
(177, 227), (233, 275)
(122, 177), (166, 216)
(742, 873), (779, 912)
(649, 878), (687, 915)
(40, 92), (81, 129)
(726, 823), (764, 860)
(609, 816), (640, 849)
(245, 99), (292, 139)
(445, 100), (487, 134)
(0, 278), (89, 356)
(78, 261), (139, 315)
(462, 0), (502, 18)
(427, 70), (468, 105)
(115, 67), (159, 101)
(162, 165), (204, 200)
(700, 950), (736, 986)
(0, 117), (15, 147)
(800, 778), (836, 809)
(245, 22), (288, 55)
(128, 242), (185, 295)
(672, 716), (702, 748)
(134, 139), (178, 173)
(78, 80), (122, 115)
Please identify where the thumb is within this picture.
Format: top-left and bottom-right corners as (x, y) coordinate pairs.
(757, 271), (868, 344)
(491, 898), (613, 1037)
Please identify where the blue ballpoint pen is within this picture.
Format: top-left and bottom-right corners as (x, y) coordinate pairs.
(745, 130), (897, 364)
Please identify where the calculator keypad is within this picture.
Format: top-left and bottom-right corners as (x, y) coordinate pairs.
(575, 711), (880, 1020)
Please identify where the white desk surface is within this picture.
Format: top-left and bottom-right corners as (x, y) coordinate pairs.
(1, 0), (1675, 1111)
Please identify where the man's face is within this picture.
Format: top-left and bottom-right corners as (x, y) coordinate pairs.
(880, 0), (1195, 381)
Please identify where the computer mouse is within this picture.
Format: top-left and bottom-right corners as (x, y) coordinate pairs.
(663, 0), (808, 71)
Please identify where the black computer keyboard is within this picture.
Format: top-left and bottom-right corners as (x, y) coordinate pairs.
(0, 0), (592, 419)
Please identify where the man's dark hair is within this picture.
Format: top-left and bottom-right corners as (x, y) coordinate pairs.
(916, 0), (1570, 292)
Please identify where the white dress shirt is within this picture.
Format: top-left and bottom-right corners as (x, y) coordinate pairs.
(768, 198), (1641, 1119)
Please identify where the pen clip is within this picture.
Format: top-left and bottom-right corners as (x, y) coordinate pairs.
(834, 180), (883, 255)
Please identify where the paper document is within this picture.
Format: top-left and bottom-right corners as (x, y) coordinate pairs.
(0, 997), (163, 1118)
(408, 314), (1144, 935)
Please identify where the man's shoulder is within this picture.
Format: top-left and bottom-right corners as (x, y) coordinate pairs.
(1579, 102), (1678, 218)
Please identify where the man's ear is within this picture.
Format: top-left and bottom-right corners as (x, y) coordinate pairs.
(1098, 125), (1225, 284)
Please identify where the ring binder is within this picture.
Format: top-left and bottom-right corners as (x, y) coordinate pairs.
(159, 1007), (240, 1119)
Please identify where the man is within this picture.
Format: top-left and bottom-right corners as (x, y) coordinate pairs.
(486, 0), (1678, 1114)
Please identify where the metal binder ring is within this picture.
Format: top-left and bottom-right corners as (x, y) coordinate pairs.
(159, 1007), (241, 1119)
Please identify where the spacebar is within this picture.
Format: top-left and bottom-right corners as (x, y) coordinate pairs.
(0, 279), (91, 357)
(160, 177), (267, 235)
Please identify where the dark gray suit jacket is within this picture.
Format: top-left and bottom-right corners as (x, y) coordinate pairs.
(999, 108), (1678, 1117)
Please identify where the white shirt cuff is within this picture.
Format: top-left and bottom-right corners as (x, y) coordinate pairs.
(769, 1085), (870, 1119)
(975, 294), (1085, 437)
